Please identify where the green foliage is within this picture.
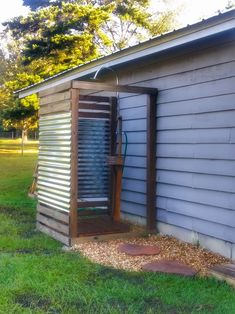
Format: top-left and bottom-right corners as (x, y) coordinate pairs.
(4, 3), (111, 77)
(0, 41), (40, 132)
(2, 104), (38, 133)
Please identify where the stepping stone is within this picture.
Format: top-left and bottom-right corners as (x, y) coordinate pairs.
(142, 260), (197, 277)
(118, 243), (161, 256)
(209, 264), (235, 288)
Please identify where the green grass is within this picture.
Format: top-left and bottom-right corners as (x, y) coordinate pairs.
(0, 139), (234, 314)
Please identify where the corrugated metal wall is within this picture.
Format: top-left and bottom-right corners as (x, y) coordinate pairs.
(119, 37), (235, 248)
(38, 112), (72, 212)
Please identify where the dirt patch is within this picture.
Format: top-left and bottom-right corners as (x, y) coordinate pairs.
(14, 292), (51, 310)
(71, 234), (230, 276)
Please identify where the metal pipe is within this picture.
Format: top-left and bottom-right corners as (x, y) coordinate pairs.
(92, 65), (119, 86)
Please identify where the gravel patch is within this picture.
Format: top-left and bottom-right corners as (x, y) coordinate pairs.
(71, 234), (230, 276)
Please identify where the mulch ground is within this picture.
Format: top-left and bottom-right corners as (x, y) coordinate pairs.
(71, 234), (230, 276)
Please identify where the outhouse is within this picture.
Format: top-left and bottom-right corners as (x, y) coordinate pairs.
(33, 80), (157, 245)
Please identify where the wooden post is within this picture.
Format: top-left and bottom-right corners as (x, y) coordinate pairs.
(113, 116), (123, 222)
(70, 88), (79, 240)
(109, 97), (117, 216)
(146, 93), (158, 232)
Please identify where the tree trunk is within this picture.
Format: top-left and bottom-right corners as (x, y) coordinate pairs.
(22, 129), (28, 142)
(21, 129), (28, 156)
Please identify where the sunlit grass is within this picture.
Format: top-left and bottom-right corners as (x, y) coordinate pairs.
(0, 138), (38, 154)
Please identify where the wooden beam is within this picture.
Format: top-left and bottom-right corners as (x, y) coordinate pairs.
(146, 92), (158, 232)
(70, 88), (79, 239)
(72, 80), (157, 95)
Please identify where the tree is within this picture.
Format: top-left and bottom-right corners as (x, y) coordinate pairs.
(4, 3), (111, 77)
(0, 36), (40, 141)
(4, 1), (178, 76)
(226, 0), (235, 9)
(94, 0), (177, 53)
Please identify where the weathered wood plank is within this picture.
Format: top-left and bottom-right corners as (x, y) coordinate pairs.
(79, 102), (111, 111)
(79, 95), (110, 102)
(211, 264), (235, 277)
(37, 204), (69, 223)
(39, 82), (72, 97)
(77, 200), (108, 208)
(40, 91), (71, 106)
(39, 100), (71, 115)
(37, 213), (69, 235)
(78, 111), (110, 119)
(37, 222), (70, 245)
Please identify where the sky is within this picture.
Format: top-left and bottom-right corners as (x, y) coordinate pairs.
(0, 0), (233, 26)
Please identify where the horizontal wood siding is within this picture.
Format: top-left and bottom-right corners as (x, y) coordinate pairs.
(119, 36), (235, 244)
(120, 95), (147, 217)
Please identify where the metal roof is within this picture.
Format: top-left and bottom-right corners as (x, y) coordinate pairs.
(18, 8), (235, 98)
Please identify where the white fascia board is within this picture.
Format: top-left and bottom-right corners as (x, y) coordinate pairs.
(18, 14), (235, 99)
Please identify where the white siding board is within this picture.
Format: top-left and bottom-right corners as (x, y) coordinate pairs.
(157, 210), (235, 242)
(122, 119), (146, 131)
(157, 143), (235, 160)
(121, 106), (146, 120)
(157, 128), (231, 144)
(157, 158), (235, 177)
(158, 110), (235, 131)
(123, 132), (146, 144)
(123, 167), (146, 180)
(121, 201), (146, 217)
(124, 143), (146, 156)
(121, 190), (146, 205)
(124, 156), (146, 168)
(131, 60), (235, 94)
(157, 170), (235, 193)
(157, 94), (235, 117)
(157, 197), (235, 228)
(157, 183), (235, 211)
(120, 94), (148, 109)
(122, 178), (146, 193)
(157, 76), (235, 104)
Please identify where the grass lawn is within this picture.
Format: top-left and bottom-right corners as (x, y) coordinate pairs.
(0, 139), (234, 314)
